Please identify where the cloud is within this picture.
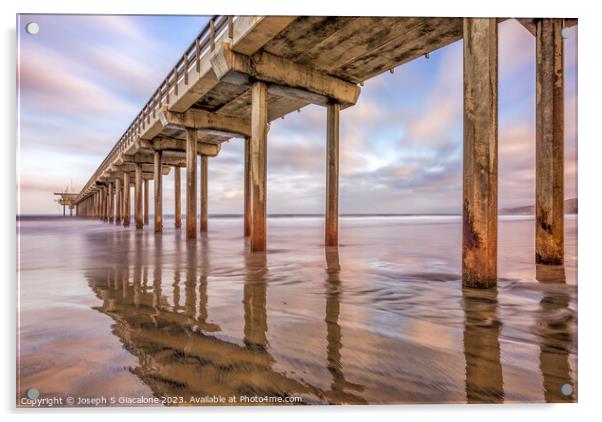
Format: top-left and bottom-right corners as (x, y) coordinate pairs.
(17, 16), (579, 215)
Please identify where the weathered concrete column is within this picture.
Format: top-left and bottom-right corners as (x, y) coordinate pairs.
(186, 129), (197, 239)
(115, 176), (122, 224)
(244, 136), (251, 237)
(154, 150), (163, 233)
(326, 102), (340, 246)
(102, 187), (107, 221)
(135, 163), (143, 230)
(123, 172), (131, 226)
(200, 155), (208, 233)
(105, 184), (109, 222)
(62, 204), (66, 217)
(174, 166), (182, 229)
(250, 81), (268, 252)
(462, 18), (498, 288)
(144, 179), (149, 225)
(535, 18), (564, 265)
(108, 182), (114, 223)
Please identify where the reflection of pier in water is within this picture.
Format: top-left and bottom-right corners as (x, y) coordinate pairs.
(81, 230), (576, 404)
(85, 236), (367, 404)
(535, 265), (576, 402)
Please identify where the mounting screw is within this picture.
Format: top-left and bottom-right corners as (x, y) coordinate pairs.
(561, 28), (570, 39)
(25, 22), (39, 35)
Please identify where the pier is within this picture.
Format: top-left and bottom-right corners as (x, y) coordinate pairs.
(71, 16), (576, 288)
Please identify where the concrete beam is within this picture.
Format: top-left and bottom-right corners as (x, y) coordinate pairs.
(210, 46), (361, 107)
(516, 18), (536, 36)
(137, 136), (221, 157)
(159, 108), (251, 138)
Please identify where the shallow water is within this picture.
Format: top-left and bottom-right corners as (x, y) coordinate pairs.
(16, 215), (577, 406)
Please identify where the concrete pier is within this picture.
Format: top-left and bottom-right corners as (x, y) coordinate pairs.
(535, 18), (564, 265)
(186, 129), (197, 239)
(200, 155), (208, 233)
(135, 163), (143, 230)
(461, 18), (498, 288)
(244, 137), (251, 238)
(115, 177), (122, 224)
(250, 81), (268, 252)
(144, 179), (150, 225)
(154, 151), (163, 233)
(174, 166), (182, 229)
(123, 172), (130, 226)
(69, 16), (576, 289)
(325, 102), (340, 247)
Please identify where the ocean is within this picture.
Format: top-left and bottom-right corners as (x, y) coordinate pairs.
(16, 214), (578, 406)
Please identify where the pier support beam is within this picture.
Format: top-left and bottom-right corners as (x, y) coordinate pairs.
(115, 177), (122, 224)
(462, 18), (498, 288)
(174, 166), (182, 229)
(186, 129), (197, 239)
(200, 155), (208, 233)
(250, 81), (268, 252)
(244, 136), (251, 237)
(154, 151), (163, 233)
(123, 172), (131, 226)
(325, 102), (340, 246)
(535, 18), (564, 265)
(144, 179), (150, 225)
(135, 163), (143, 229)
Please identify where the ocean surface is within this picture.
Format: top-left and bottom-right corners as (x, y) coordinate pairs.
(16, 215), (577, 406)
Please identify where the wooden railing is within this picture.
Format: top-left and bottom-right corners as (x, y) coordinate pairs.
(76, 15), (234, 202)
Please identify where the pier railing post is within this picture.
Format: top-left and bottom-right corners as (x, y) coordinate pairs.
(326, 102), (340, 246)
(144, 178), (150, 225)
(244, 136), (251, 237)
(115, 176), (122, 224)
(135, 163), (143, 229)
(200, 154), (208, 233)
(536, 18), (564, 265)
(462, 18), (498, 288)
(154, 150), (163, 233)
(123, 172), (131, 226)
(174, 166), (182, 229)
(186, 129), (197, 239)
(250, 81), (268, 252)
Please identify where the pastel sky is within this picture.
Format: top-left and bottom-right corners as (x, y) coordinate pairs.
(17, 15), (577, 215)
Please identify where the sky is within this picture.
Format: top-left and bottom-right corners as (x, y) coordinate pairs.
(17, 15), (577, 215)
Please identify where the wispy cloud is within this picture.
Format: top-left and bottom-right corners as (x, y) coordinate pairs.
(17, 16), (578, 215)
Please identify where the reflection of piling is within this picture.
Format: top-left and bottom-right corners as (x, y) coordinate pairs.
(462, 287), (504, 403)
(324, 247), (367, 404)
(243, 253), (268, 350)
(535, 264), (575, 402)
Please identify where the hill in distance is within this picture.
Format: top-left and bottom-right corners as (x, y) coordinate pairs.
(501, 198), (577, 215)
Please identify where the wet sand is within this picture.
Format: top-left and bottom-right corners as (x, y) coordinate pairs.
(16, 215), (577, 406)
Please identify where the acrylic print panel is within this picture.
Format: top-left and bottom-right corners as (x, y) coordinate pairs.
(16, 14), (578, 407)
